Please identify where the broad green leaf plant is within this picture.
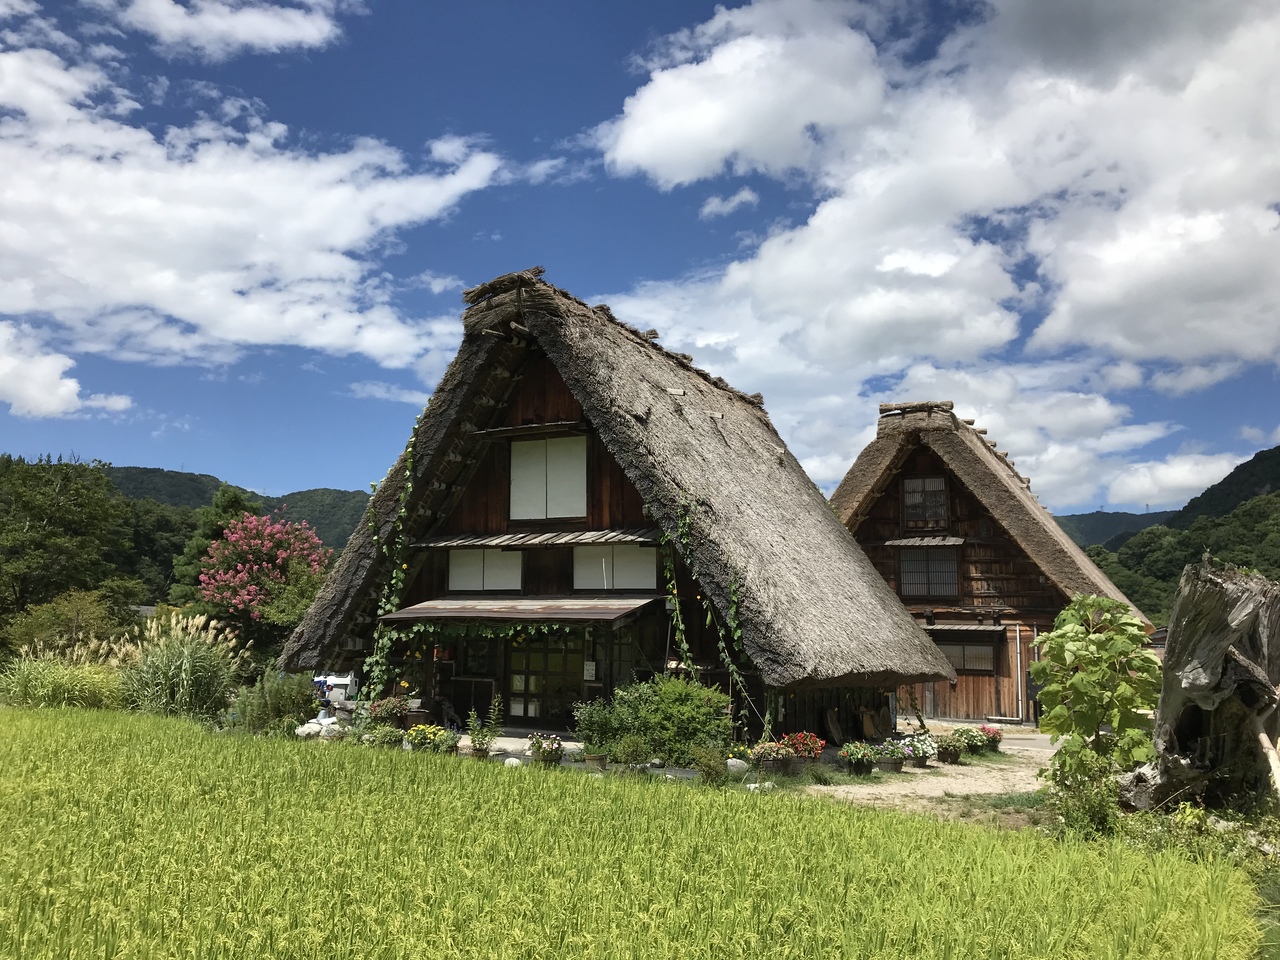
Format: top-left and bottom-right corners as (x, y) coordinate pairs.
(1030, 594), (1162, 784)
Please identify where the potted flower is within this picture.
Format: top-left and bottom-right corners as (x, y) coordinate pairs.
(936, 733), (965, 764)
(368, 695), (409, 729)
(837, 740), (875, 776)
(406, 723), (443, 751)
(432, 728), (461, 754)
(781, 731), (826, 765)
(465, 696), (503, 758)
(872, 740), (907, 773)
(582, 743), (608, 771)
(979, 724), (1004, 752)
(749, 741), (796, 773)
(528, 732), (564, 766)
(904, 733), (937, 768)
(954, 726), (988, 754)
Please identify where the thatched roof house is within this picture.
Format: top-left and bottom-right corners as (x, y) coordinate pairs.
(281, 270), (951, 719)
(830, 400), (1144, 722)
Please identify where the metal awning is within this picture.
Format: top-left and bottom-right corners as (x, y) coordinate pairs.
(380, 596), (662, 626)
(885, 536), (965, 547)
(925, 623), (1007, 634)
(414, 528), (660, 549)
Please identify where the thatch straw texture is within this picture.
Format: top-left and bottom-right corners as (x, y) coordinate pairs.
(282, 271), (953, 687)
(831, 401), (1144, 618)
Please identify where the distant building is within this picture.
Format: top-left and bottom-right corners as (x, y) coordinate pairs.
(832, 401), (1147, 723)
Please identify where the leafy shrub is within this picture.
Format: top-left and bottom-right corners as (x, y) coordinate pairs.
(612, 734), (651, 766)
(1047, 747), (1121, 838)
(639, 675), (731, 766)
(1031, 594), (1161, 783)
(361, 725), (405, 748)
(122, 614), (242, 721)
(838, 741), (875, 765)
(575, 677), (731, 765)
(226, 672), (318, 735)
(572, 697), (617, 749)
(0, 657), (123, 709)
(690, 745), (729, 787)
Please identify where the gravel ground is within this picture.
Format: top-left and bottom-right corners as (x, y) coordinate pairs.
(808, 744), (1053, 813)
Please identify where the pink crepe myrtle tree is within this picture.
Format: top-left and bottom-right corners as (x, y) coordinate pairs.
(198, 509), (332, 652)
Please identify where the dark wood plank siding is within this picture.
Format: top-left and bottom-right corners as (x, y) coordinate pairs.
(502, 355), (582, 426)
(851, 445), (1067, 722)
(853, 447), (1065, 617)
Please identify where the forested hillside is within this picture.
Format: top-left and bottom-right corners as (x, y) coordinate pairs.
(1054, 510), (1176, 548)
(1083, 445), (1280, 624)
(105, 466), (368, 549)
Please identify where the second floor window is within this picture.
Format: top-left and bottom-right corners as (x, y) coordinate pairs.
(903, 476), (947, 530)
(510, 436), (587, 520)
(899, 547), (958, 597)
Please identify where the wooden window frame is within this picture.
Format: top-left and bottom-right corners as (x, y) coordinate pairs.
(934, 642), (996, 675)
(898, 546), (958, 598)
(902, 475), (948, 532)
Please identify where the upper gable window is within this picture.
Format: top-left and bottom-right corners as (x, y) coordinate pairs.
(903, 476), (947, 531)
(899, 547), (958, 597)
(510, 436), (587, 520)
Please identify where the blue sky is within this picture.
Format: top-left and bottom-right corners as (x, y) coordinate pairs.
(1, 0), (1278, 513)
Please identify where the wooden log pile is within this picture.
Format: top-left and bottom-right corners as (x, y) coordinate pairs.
(1121, 559), (1280, 809)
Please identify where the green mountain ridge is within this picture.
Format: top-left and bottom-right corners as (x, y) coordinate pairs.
(1054, 510), (1177, 548)
(104, 466), (369, 550)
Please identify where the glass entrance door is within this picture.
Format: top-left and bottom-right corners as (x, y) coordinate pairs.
(507, 629), (585, 728)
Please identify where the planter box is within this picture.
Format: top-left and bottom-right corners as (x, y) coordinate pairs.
(874, 759), (905, 773)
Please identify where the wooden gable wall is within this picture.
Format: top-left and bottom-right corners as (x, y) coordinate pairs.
(852, 446), (1066, 619)
(438, 355), (647, 537)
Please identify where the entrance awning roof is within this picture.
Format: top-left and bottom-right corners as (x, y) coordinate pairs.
(380, 596), (661, 626)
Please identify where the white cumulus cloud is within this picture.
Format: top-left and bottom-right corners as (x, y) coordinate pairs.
(1108, 453), (1246, 508)
(594, 0), (1280, 510)
(699, 187), (759, 219)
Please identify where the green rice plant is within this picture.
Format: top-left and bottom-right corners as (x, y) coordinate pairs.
(0, 709), (1265, 960)
(0, 658), (122, 709)
(122, 613), (243, 721)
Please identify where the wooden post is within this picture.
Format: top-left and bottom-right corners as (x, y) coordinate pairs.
(1252, 712), (1280, 801)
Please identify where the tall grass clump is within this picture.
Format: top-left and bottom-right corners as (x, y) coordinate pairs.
(122, 613), (246, 721)
(226, 672), (318, 735)
(0, 658), (122, 709)
(0, 710), (1263, 960)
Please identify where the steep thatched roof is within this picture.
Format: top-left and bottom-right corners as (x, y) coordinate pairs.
(281, 269), (953, 687)
(831, 400), (1145, 618)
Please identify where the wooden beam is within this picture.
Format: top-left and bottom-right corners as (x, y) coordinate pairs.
(469, 420), (587, 440)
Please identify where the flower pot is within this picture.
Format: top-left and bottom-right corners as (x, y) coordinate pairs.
(758, 759), (782, 774)
(938, 748), (962, 764)
(536, 754), (562, 767)
(469, 747), (489, 760)
(583, 753), (608, 772)
(874, 759), (905, 773)
(848, 760), (873, 777)
(911, 757), (930, 768)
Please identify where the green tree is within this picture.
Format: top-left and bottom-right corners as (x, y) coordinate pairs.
(113, 498), (198, 603)
(0, 455), (131, 623)
(168, 484), (262, 606)
(1030, 594), (1162, 783)
(1, 589), (124, 658)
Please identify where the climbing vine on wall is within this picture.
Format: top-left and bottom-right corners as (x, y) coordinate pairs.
(661, 500), (763, 730)
(361, 420), (421, 696)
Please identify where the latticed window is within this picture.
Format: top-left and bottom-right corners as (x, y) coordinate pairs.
(899, 547), (958, 597)
(937, 643), (994, 672)
(903, 476), (947, 530)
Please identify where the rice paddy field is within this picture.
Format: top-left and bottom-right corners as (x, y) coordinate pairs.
(0, 709), (1262, 960)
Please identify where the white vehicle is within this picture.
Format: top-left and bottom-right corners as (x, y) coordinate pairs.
(313, 671), (358, 701)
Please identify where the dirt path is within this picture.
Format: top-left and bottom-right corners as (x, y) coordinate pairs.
(808, 746), (1052, 822)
